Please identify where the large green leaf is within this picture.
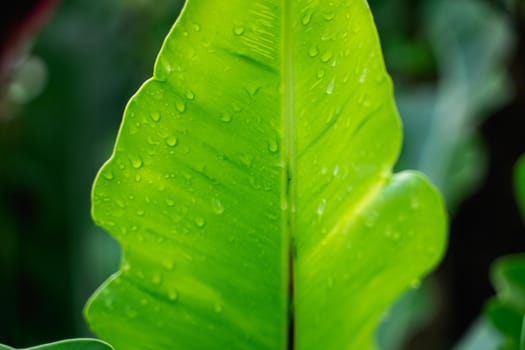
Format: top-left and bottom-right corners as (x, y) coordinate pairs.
(85, 1), (447, 349)
(0, 339), (113, 350)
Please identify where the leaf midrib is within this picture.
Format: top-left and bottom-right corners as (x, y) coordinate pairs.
(282, 1), (296, 349)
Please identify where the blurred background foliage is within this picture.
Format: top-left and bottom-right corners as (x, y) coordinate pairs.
(0, 0), (524, 349)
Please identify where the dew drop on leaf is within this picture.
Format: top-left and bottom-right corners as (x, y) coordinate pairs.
(302, 11), (313, 25)
(326, 79), (335, 94)
(320, 51), (333, 63)
(246, 85), (261, 96)
(175, 100), (186, 113)
(233, 25), (245, 36)
(102, 170), (114, 180)
(308, 46), (319, 57)
(168, 290), (179, 301)
(150, 112), (161, 122)
(185, 90), (195, 100)
(165, 135), (178, 147)
(220, 112), (232, 123)
(214, 303), (223, 313)
(212, 198), (225, 214)
(317, 198), (327, 215)
(151, 273), (162, 285)
(359, 68), (368, 83)
(129, 155), (143, 169)
(323, 11), (335, 21)
(163, 259), (175, 270)
(195, 217), (206, 228)
(267, 138), (279, 153)
(125, 308), (138, 319)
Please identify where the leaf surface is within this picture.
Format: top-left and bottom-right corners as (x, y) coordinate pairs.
(85, 1), (447, 349)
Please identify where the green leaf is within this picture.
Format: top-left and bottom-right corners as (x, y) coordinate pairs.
(485, 255), (525, 350)
(85, 1), (447, 349)
(0, 339), (113, 350)
(515, 155), (525, 220)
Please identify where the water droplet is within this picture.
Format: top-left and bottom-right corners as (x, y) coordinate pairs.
(323, 12), (335, 21)
(232, 103), (243, 112)
(102, 170), (114, 180)
(212, 198), (224, 214)
(129, 155), (143, 169)
(249, 176), (261, 189)
(320, 51), (333, 63)
(317, 70), (325, 78)
(267, 138), (279, 153)
(221, 112), (232, 123)
(246, 85), (261, 96)
(233, 25), (245, 35)
(192, 23), (201, 32)
(166, 199), (175, 207)
(152, 273), (162, 285)
(214, 303), (223, 313)
(165, 136), (178, 147)
(195, 217), (206, 228)
(185, 90), (195, 100)
(137, 209), (145, 216)
(308, 46), (319, 57)
(326, 79), (335, 94)
(240, 154), (254, 167)
(332, 164), (340, 176)
(135, 174), (142, 182)
(302, 12), (313, 25)
(126, 308), (138, 318)
(359, 68), (368, 83)
(175, 100), (186, 113)
(168, 290), (179, 301)
(317, 199), (327, 215)
(150, 112), (161, 122)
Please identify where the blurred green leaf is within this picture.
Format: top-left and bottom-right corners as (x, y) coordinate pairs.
(396, 0), (514, 211)
(376, 279), (438, 350)
(84, 1), (447, 349)
(454, 318), (503, 350)
(485, 254), (525, 350)
(515, 155), (525, 220)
